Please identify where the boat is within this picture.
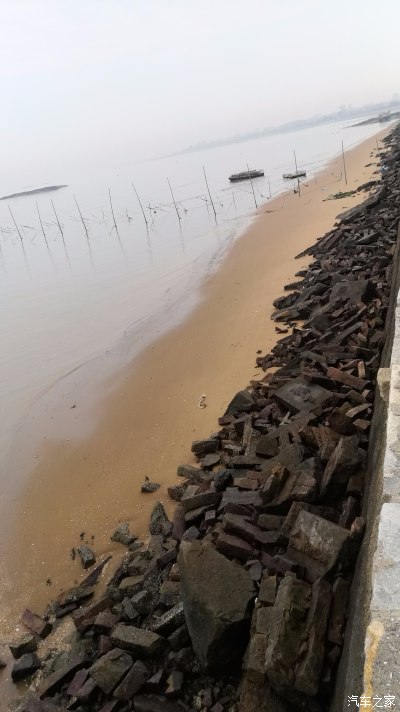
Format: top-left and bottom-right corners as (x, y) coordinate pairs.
(283, 171), (306, 180)
(229, 169), (264, 183)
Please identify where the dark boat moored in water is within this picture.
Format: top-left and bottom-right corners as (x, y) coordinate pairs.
(229, 169), (264, 182)
(283, 171), (306, 180)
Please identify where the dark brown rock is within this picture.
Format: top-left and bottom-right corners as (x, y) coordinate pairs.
(111, 522), (136, 546)
(216, 531), (254, 562)
(326, 366), (367, 391)
(272, 377), (334, 414)
(133, 694), (183, 712)
(321, 435), (360, 497)
(225, 389), (256, 415)
(201, 453), (221, 468)
(264, 576), (311, 692)
(258, 576), (277, 606)
(66, 668), (89, 696)
(220, 488), (263, 509)
(110, 624), (166, 657)
(150, 602), (185, 636)
(39, 655), (88, 698)
(295, 579), (332, 695)
(113, 660), (150, 700)
(165, 670), (183, 697)
(178, 540), (254, 669)
(149, 501), (172, 537)
(93, 610), (119, 634)
(77, 545), (96, 569)
(214, 469), (234, 491)
(167, 482), (188, 502)
(255, 436), (280, 458)
(9, 633), (37, 659)
(72, 594), (112, 632)
(88, 648), (133, 694)
(191, 438), (219, 455)
(257, 514), (285, 530)
(181, 490), (221, 512)
(287, 510), (350, 581)
(328, 577), (351, 645)
(21, 609), (52, 639)
(171, 504), (186, 541)
(11, 653), (42, 681)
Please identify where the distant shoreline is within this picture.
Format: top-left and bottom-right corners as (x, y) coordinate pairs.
(0, 184), (68, 200)
(174, 102), (400, 157)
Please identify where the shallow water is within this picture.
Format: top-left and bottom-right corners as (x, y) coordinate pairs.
(0, 118), (388, 481)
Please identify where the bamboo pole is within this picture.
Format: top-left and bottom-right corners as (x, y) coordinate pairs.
(167, 177), (181, 221)
(51, 199), (64, 237)
(131, 183), (148, 227)
(8, 205), (24, 246)
(247, 164), (258, 208)
(108, 188), (117, 230)
(8, 204), (28, 268)
(341, 140), (348, 185)
(73, 194), (89, 237)
(294, 150), (301, 196)
(203, 166), (217, 221)
(36, 201), (47, 241)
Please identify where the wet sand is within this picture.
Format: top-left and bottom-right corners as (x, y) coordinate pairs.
(0, 130), (388, 641)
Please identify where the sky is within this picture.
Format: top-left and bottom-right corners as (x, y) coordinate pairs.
(1, 0), (399, 184)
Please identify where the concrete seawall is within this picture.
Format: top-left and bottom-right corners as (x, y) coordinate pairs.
(332, 225), (400, 709)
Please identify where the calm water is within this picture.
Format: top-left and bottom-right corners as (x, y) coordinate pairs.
(0, 118), (387, 464)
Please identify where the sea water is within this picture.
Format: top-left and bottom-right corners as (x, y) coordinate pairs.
(0, 118), (389, 465)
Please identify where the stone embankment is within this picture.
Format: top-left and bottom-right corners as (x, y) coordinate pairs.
(8, 124), (400, 712)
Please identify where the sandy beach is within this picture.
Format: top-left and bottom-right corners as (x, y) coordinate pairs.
(0, 129), (389, 642)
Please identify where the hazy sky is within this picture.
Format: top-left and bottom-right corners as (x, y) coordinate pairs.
(1, 0), (399, 183)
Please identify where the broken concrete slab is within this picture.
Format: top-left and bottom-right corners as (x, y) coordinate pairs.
(287, 510), (350, 581)
(178, 540), (254, 669)
(272, 378), (334, 414)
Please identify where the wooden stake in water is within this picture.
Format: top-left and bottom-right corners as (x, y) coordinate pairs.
(73, 194), (89, 237)
(268, 177), (272, 199)
(8, 204), (28, 268)
(167, 177), (181, 221)
(36, 201), (47, 241)
(341, 140), (348, 185)
(108, 188), (118, 230)
(8, 204), (24, 246)
(131, 183), (148, 227)
(52, 199), (69, 265)
(294, 150), (301, 196)
(247, 164), (258, 208)
(203, 166), (217, 221)
(51, 199), (64, 237)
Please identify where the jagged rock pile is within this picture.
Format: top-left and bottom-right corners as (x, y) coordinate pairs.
(13, 126), (400, 712)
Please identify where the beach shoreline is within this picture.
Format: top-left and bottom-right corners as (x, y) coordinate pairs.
(0, 127), (390, 641)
